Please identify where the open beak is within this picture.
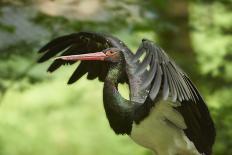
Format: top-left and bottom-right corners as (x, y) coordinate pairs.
(55, 52), (106, 61)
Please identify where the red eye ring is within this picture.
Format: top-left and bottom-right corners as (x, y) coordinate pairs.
(107, 51), (114, 55)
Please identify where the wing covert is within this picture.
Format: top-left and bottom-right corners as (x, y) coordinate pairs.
(127, 39), (198, 104)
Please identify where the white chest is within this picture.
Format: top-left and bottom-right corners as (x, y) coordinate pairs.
(130, 101), (201, 155)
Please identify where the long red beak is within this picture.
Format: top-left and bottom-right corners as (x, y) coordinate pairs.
(55, 52), (106, 61)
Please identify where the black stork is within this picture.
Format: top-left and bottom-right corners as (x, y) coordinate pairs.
(38, 32), (215, 155)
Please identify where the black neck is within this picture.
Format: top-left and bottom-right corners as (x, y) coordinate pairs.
(103, 63), (134, 135)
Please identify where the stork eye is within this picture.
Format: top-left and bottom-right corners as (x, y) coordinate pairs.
(107, 50), (115, 55)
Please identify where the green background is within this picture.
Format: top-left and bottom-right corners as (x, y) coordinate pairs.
(0, 0), (231, 155)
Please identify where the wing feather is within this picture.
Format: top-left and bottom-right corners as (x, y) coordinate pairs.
(68, 61), (87, 84)
(149, 65), (162, 100)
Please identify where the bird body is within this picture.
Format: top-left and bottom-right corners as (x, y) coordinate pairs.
(103, 59), (201, 155)
(130, 100), (200, 155)
(38, 31), (215, 155)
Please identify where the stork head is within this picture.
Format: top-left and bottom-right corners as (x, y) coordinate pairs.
(55, 48), (123, 63)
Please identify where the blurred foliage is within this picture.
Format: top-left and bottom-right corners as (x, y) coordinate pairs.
(0, 22), (15, 33)
(0, 0), (232, 155)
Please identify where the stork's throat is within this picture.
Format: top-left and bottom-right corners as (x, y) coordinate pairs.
(105, 63), (123, 84)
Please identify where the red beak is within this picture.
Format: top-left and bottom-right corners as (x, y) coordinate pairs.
(55, 52), (106, 61)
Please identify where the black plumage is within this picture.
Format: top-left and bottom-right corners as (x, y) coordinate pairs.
(38, 31), (215, 155)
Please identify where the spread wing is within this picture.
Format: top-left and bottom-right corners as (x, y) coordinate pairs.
(38, 31), (133, 84)
(127, 39), (215, 155)
(127, 39), (199, 103)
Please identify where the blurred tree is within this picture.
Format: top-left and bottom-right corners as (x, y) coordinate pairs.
(0, 0), (232, 155)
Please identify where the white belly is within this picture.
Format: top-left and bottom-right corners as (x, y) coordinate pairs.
(130, 100), (201, 155)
